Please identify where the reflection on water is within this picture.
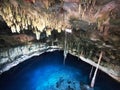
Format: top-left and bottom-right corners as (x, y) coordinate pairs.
(0, 51), (120, 90)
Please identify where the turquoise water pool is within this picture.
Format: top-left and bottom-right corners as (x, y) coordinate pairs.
(0, 51), (120, 90)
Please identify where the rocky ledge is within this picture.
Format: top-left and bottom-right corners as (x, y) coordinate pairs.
(0, 43), (61, 74)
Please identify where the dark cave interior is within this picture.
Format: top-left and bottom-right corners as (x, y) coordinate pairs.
(0, 0), (120, 90)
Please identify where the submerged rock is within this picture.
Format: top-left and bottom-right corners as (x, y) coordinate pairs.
(81, 85), (94, 90)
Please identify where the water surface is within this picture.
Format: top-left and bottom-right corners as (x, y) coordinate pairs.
(0, 51), (120, 90)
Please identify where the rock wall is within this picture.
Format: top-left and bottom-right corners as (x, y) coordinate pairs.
(0, 0), (119, 39)
(0, 42), (120, 82)
(0, 43), (60, 74)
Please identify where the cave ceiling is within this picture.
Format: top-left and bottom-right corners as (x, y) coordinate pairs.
(0, 0), (120, 66)
(0, 0), (119, 32)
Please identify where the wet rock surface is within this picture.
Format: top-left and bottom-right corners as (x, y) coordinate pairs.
(55, 77), (80, 90)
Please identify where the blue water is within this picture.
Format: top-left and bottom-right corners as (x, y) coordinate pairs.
(0, 51), (120, 90)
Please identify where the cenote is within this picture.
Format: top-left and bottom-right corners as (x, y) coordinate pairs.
(0, 51), (120, 90)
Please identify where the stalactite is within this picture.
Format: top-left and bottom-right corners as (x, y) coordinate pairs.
(89, 0), (92, 5)
(11, 25), (16, 33)
(78, 3), (81, 15)
(89, 66), (94, 79)
(92, 0), (96, 7)
(7, 49), (12, 62)
(91, 51), (103, 88)
(35, 31), (40, 40)
(81, 9), (85, 20)
(80, 49), (83, 56)
(15, 24), (20, 33)
(63, 30), (67, 65)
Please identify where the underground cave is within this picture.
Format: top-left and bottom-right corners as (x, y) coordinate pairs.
(0, 0), (120, 90)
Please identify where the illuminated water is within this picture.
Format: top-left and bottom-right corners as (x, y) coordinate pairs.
(0, 51), (120, 90)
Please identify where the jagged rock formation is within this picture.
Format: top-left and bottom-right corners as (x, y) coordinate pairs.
(0, 0), (120, 82)
(0, 43), (60, 74)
